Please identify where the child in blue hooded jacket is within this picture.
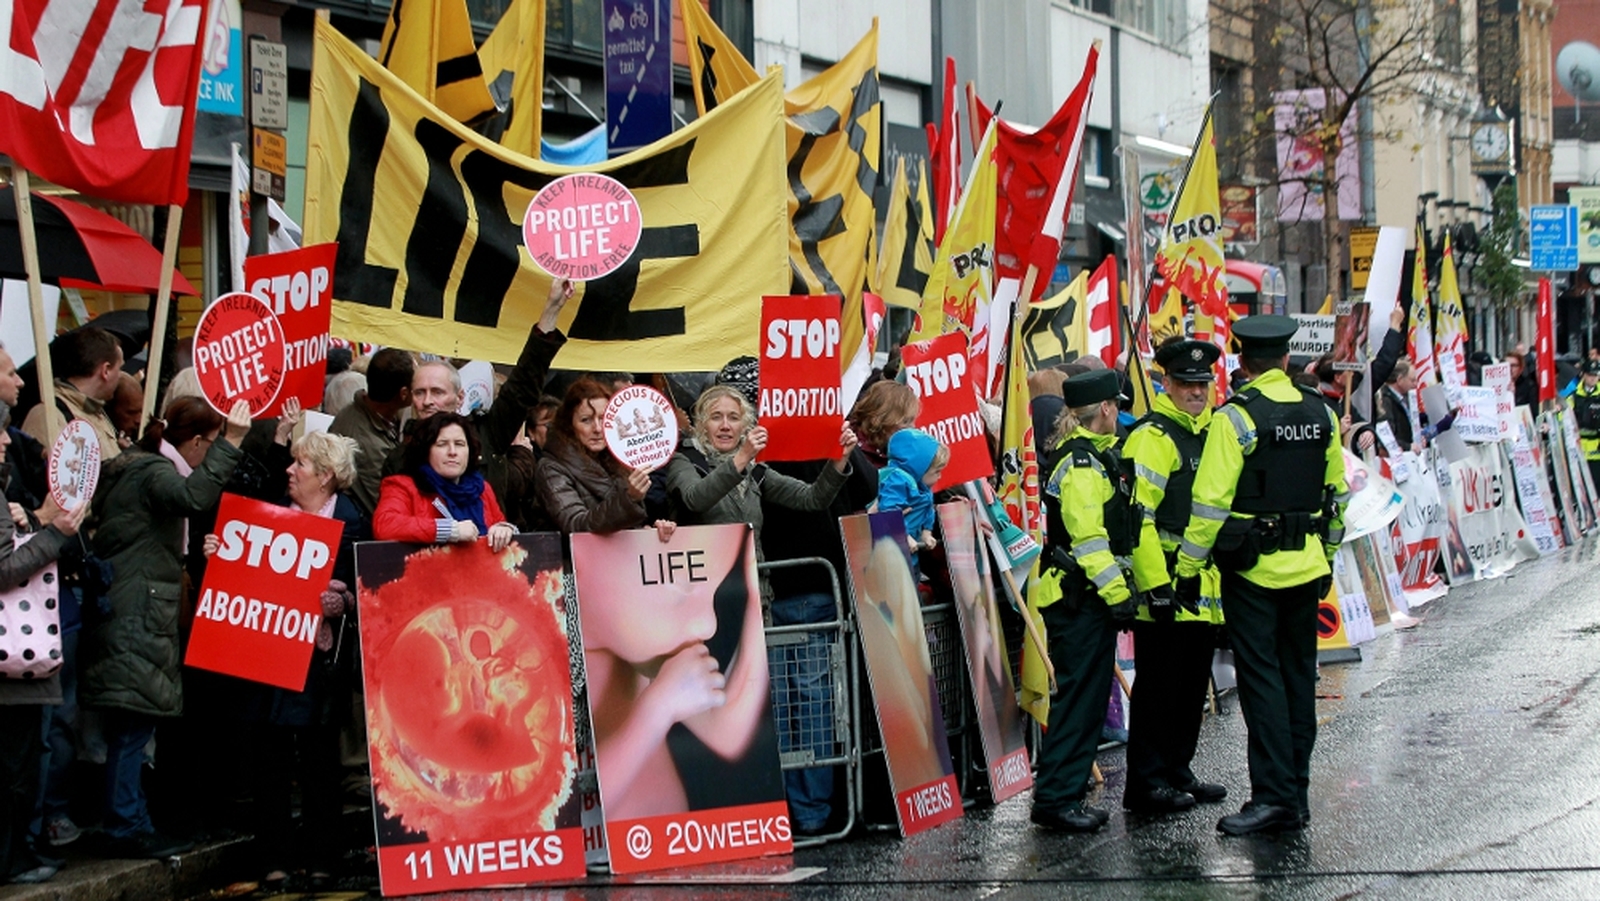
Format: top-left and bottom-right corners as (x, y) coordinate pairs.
(876, 427), (949, 564)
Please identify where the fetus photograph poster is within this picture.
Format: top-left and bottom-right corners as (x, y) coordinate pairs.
(355, 535), (583, 895)
(571, 523), (790, 874)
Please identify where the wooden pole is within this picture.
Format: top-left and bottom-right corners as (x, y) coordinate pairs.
(10, 168), (59, 449)
(139, 203), (183, 438)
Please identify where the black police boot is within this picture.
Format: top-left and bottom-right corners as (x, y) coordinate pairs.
(1216, 801), (1301, 836)
(1175, 780), (1229, 804)
(1031, 803), (1105, 833)
(1123, 786), (1197, 815)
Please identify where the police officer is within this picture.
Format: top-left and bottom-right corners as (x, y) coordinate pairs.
(1030, 369), (1140, 833)
(1172, 315), (1348, 836)
(1120, 338), (1228, 816)
(1571, 359), (1600, 488)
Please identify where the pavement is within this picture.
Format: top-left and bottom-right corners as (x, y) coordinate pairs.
(10, 537), (1600, 899)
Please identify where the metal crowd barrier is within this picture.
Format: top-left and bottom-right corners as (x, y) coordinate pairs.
(760, 557), (860, 847)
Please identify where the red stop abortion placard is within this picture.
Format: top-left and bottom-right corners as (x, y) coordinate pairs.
(758, 295), (843, 462)
(185, 494), (344, 691)
(522, 173), (641, 281)
(902, 332), (994, 490)
(245, 242), (337, 416)
(193, 292), (288, 416)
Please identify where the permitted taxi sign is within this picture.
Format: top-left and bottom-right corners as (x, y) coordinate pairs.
(1530, 204), (1579, 272)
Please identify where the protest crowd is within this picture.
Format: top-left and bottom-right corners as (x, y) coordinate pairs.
(2, 0), (1598, 894)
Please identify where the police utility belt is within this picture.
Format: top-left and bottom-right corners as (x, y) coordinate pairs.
(1211, 500), (1334, 573)
(1047, 545), (1135, 613)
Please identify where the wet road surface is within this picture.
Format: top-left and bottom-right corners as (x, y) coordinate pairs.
(191, 538), (1600, 899)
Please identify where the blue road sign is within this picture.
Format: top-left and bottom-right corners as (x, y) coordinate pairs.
(603, 0), (672, 157)
(1530, 204), (1579, 272)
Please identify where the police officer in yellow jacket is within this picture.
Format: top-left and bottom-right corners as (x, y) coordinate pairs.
(1172, 316), (1347, 836)
(1121, 338), (1228, 816)
(1030, 369), (1140, 833)
(1572, 359), (1600, 488)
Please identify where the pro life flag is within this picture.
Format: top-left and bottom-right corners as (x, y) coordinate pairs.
(969, 46), (1099, 393)
(909, 122), (997, 392)
(679, 0), (758, 115)
(1154, 100), (1228, 384)
(925, 55), (961, 242)
(304, 20), (788, 370)
(1435, 231), (1469, 391)
(1085, 255), (1121, 368)
(1408, 223), (1437, 386)
(0, 0), (209, 206)
(478, 0), (546, 156)
(873, 156), (937, 312)
(378, 0), (497, 123)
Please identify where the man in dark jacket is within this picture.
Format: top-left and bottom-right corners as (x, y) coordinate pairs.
(761, 447), (878, 835)
(329, 348), (414, 518)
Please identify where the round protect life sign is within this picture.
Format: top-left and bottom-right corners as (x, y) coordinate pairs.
(193, 291), (287, 417)
(522, 173), (642, 281)
(603, 385), (678, 472)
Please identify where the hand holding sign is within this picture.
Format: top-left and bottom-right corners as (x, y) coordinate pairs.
(224, 399), (253, 444)
(734, 426), (769, 470)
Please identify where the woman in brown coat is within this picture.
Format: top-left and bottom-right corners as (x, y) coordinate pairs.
(534, 377), (674, 541)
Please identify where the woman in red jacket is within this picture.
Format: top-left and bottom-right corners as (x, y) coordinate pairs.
(373, 412), (516, 551)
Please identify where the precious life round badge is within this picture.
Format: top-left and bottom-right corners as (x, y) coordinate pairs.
(48, 419), (101, 512)
(603, 385), (679, 472)
(522, 173), (642, 281)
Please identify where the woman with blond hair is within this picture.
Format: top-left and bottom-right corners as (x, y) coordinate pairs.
(665, 384), (857, 602)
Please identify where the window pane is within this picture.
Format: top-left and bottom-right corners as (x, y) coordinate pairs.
(572, 0), (602, 50)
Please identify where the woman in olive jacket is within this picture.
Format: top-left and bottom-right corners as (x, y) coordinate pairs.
(80, 397), (250, 859)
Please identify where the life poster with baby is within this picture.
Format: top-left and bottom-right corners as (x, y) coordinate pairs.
(354, 535), (585, 895)
(571, 523), (791, 874)
(840, 511), (963, 837)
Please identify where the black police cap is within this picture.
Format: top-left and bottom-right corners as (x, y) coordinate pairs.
(1061, 369), (1123, 408)
(1232, 314), (1298, 357)
(1584, 359), (1600, 376)
(1154, 339), (1220, 383)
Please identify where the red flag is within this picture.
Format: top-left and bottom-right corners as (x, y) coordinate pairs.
(1086, 255), (1121, 368)
(975, 46), (1099, 303)
(925, 57), (962, 244)
(1538, 277), (1556, 403)
(0, 0), (209, 206)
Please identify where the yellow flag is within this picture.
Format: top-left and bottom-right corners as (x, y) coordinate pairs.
(1436, 231), (1469, 388)
(1124, 283), (1157, 416)
(306, 19), (789, 370)
(478, 0), (546, 157)
(679, 9), (881, 378)
(999, 304), (1046, 724)
(1408, 223), (1437, 385)
(1315, 293), (1335, 315)
(1148, 287), (1187, 346)
(1153, 103), (1227, 336)
(378, 0), (496, 123)
(910, 122), (996, 343)
(1017, 271), (1089, 371)
(874, 156), (936, 310)
(680, 0), (759, 115)
(786, 24), (882, 377)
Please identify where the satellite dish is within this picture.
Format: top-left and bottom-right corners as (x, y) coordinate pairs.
(1557, 41), (1600, 102)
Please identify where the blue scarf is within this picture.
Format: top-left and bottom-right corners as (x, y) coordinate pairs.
(419, 465), (488, 532)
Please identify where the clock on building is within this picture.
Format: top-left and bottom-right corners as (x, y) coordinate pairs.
(1469, 110), (1512, 177)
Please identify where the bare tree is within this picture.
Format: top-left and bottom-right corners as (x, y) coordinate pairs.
(1215, 0), (1454, 301)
